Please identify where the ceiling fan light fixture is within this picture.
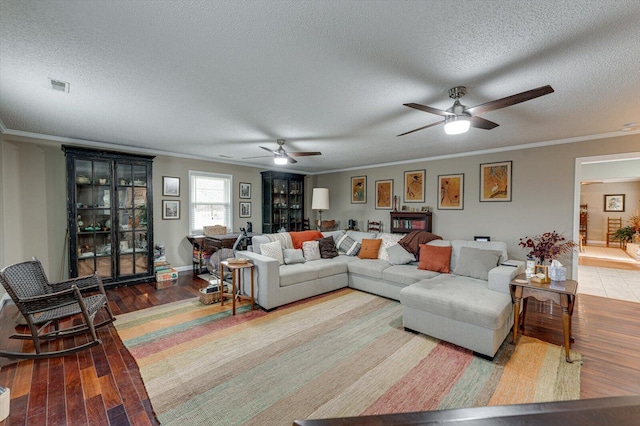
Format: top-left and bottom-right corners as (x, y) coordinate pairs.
(444, 115), (470, 135)
(274, 155), (288, 165)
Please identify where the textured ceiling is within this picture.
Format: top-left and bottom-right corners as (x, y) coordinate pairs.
(1, 0), (640, 174)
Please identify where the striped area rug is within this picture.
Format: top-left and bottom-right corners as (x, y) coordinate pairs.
(115, 288), (581, 425)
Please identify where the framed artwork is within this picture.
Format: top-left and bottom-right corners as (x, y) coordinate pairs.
(604, 194), (625, 212)
(239, 201), (251, 218)
(479, 161), (512, 202)
(404, 169), (425, 203)
(375, 179), (393, 209)
(239, 182), (251, 199)
(351, 176), (367, 204)
(438, 173), (464, 210)
(162, 176), (180, 196)
(162, 200), (180, 220)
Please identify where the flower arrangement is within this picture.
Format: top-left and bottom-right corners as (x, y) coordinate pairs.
(518, 231), (577, 264)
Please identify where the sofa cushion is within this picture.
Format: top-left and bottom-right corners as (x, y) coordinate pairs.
(377, 233), (405, 261)
(336, 233), (361, 256)
(283, 248), (306, 265)
(251, 233), (293, 254)
(345, 230), (379, 242)
(279, 264), (318, 287)
(305, 257), (350, 278)
(347, 258), (390, 279)
(382, 264), (440, 285)
(453, 247), (502, 281)
(418, 244), (452, 273)
(386, 244), (415, 265)
(261, 241), (284, 265)
(322, 230), (345, 243)
(302, 240), (321, 261)
(399, 276), (513, 330)
(290, 230), (324, 249)
(317, 236), (339, 259)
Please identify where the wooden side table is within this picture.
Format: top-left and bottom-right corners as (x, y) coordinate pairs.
(219, 261), (255, 315)
(510, 274), (578, 363)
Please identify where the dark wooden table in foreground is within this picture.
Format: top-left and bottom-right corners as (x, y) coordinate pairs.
(293, 395), (640, 425)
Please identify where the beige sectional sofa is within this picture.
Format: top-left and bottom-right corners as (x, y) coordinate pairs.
(239, 230), (524, 358)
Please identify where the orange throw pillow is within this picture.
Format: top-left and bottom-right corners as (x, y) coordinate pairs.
(417, 244), (452, 273)
(290, 230), (323, 249)
(358, 239), (382, 259)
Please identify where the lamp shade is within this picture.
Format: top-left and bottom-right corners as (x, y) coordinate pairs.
(311, 188), (330, 210)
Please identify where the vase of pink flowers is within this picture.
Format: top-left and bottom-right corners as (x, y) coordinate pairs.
(518, 231), (577, 265)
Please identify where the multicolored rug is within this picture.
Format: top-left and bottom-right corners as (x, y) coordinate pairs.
(115, 288), (581, 425)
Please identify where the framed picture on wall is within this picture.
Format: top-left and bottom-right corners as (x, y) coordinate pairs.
(351, 176), (367, 203)
(375, 179), (393, 209)
(162, 176), (180, 196)
(404, 169), (425, 203)
(479, 161), (512, 202)
(438, 173), (464, 210)
(162, 200), (180, 220)
(604, 194), (625, 212)
(239, 182), (251, 199)
(240, 201), (251, 218)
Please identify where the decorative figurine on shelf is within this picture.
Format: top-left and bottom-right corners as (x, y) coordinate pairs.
(77, 215), (83, 232)
(393, 195), (398, 212)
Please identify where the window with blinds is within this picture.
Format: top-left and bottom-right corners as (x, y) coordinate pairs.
(189, 171), (232, 234)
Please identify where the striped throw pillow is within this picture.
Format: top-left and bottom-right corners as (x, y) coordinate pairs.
(336, 234), (361, 256)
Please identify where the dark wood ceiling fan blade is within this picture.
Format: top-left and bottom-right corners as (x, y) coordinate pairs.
(259, 146), (275, 153)
(404, 103), (455, 117)
(287, 156), (298, 164)
(469, 116), (499, 130)
(287, 152), (322, 157)
(397, 120), (443, 136)
(465, 85), (554, 116)
(242, 154), (272, 159)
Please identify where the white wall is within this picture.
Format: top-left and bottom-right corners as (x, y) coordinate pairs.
(1, 132), (639, 281)
(315, 134), (640, 275)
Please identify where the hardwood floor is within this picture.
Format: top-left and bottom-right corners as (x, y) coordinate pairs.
(1, 273), (639, 425)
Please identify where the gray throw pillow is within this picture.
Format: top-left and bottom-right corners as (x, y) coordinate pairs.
(453, 247), (502, 281)
(283, 248), (306, 265)
(386, 244), (416, 265)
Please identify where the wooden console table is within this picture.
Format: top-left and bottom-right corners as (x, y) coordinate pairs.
(510, 274), (578, 362)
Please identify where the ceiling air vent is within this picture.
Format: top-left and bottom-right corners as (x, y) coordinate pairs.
(49, 78), (70, 93)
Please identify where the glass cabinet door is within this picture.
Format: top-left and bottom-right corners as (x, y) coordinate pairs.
(116, 163), (149, 276)
(75, 159), (113, 279)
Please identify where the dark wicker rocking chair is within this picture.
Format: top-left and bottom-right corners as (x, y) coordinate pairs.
(0, 258), (115, 359)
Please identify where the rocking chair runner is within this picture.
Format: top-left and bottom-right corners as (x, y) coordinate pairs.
(0, 258), (115, 359)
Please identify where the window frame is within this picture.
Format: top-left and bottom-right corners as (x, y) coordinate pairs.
(188, 170), (233, 234)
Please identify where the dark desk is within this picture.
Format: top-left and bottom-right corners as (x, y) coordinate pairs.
(187, 233), (256, 274)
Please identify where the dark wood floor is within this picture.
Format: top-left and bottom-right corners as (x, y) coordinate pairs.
(1, 271), (639, 425)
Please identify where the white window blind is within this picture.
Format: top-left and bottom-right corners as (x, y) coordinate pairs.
(189, 171), (232, 234)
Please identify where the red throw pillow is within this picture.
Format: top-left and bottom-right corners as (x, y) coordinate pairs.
(358, 239), (382, 259)
(290, 230), (324, 249)
(417, 244), (452, 273)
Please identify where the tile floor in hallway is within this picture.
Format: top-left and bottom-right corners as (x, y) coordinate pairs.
(578, 246), (640, 303)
